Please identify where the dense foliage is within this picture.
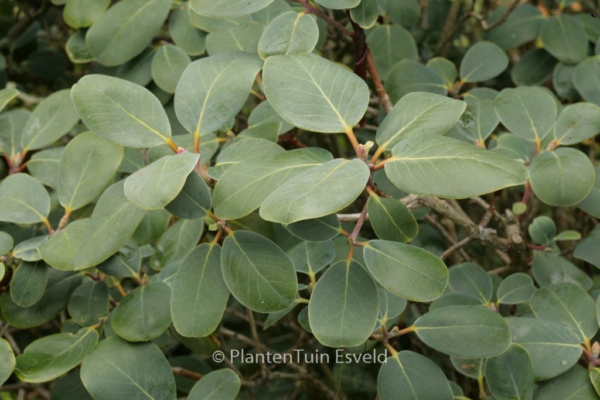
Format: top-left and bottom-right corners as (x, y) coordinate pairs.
(0, 0), (600, 399)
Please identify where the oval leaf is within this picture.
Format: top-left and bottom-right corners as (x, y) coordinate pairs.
(72, 74), (172, 148)
(221, 231), (297, 313)
(260, 158), (370, 224)
(363, 240), (448, 302)
(263, 53), (370, 133)
(529, 148), (595, 206)
(111, 281), (172, 342)
(171, 244), (229, 338)
(124, 152), (200, 210)
(80, 336), (176, 400)
(414, 305), (511, 358)
(384, 135), (528, 198)
(309, 260), (379, 348)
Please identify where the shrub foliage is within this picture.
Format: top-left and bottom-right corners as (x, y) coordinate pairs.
(1, 0), (600, 398)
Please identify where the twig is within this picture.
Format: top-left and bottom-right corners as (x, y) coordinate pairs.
(291, 0), (354, 37)
(172, 367), (204, 380)
(365, 49), (393, 114)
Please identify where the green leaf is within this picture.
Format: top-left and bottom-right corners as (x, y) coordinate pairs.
(174, 52), (263, 138)
(574, 56), (600, 105)
(384, 135), (528, 198)
(385, 60), (447, 102)
(529, 216), (556, 246)
(426, 57), (457, 87)
(67, 280), (109, 327)
(1, 270), (82, 329)
(63, 0), (109, 29)
(451, 356), (485, 379)
(97, 240), (141, 277)
(378, 351), (453, 400)
(368, 194), (418, 243)
(430, 293), (484, 310)
(495, 87), (557, 143)
(80, 336), (176, 400)
(554, 102), (600, 145)
(260, 158), (370, 224)
(578, 167), (600, 218)
(507, 317), (582, 380)
(414, 305), (511, 357)
(151, 45), (191, 94)
(378, 287), (407, 323)
(165, 172), (212, 220)
(15, 327), (98, 383)
(111, 281), (172, 342)
(284, 214), (341, 242)
(448, 262), (493, 303)
(239, 100), (294, 141)
(72, 74), (173, 147)
(188, 369), (241, 400)
(0, 88), (18, 112)
(484, 4), (544, 50)
(533, 251), (592, 290)
(124, 153), (199, 210)
(263, 53), (369, 133)
(115, 47), (154, 86)
(85, 0), (171, 66)
(171, 244), (229, 337)
(58, 131), (124, 212)
(376, 0), (420, 27)
(20, 89), (79, 152)
(206, 23), (265, 55)
(221, 231), (297, 313)
(10, 260), (48, 308)
(0, 109), (29, 158)
(459, 41), (508, 83)
(308, 260), (379, 347)
(530, 283), (597, 342)
(169, 3), (206, 56)
(13, 236), (47, 262)
(191, 0), (274, 17)
(455, 97), (499, 144)
(286, 239), (335, 275)
(363, 240), (448, 302)
(150, 218), (204, 270)
(350, 0), (379, 29)
(41, 181), (146, 270)
(258, 12), (318, 59)
(574, 225), (600, 269)
(497, 273), (536, 304)
(214, 148), (332, 220)
(253, 0), (291, 24)
(368, 26), (417, 79)
(0, 173), (50, 224)
(207, 137), (284, 179)
(529, 148), (595, 206)
(0, 338), (15, 386)
(554, 230), (581, 241)
(484, 344), (534, 400)
(536, 365), (598, 400)
(28, 147), (64, 189)
(0, 232), (12, 256)
(511, 49), (557, 87)
(375, 92), (466, 153)
(315, 0), (360, 9)
(541, 15), (588, 64)
(188, 6), (252, 32)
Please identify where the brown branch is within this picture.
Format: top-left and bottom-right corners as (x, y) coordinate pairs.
(172, 367), (204, 380)
(291, 0), (355, 37)
(365, 49), (393, 114)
